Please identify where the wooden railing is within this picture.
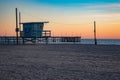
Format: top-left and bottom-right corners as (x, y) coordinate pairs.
(20, 30), (51, 38)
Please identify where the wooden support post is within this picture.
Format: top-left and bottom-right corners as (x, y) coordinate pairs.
(19, 12), (21, 32)
(22, 38), (25, 44)
(94, 21), (97, 45)
(46, 37), (48, 44)
(15, 8), (19, 45)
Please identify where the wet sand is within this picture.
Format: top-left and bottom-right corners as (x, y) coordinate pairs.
(0, 44), (120, 80)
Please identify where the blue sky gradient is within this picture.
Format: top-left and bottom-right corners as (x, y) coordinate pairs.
(1, 0), (120, 6)
(33, 0), (119, 3)
(27, 0), (120, 6)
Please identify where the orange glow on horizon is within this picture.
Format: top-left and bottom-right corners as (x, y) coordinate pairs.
(0, 20), (120, 39)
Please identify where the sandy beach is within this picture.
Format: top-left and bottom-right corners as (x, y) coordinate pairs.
(0, 44), (120, 80)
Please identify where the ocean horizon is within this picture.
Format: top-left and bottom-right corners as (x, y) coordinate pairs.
(81, 39), (120, 45)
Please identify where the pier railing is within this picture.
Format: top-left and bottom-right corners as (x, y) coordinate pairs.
(0, 36), (22, 45)
(20, 30), (51, 38)
(0, 36), (81, 45)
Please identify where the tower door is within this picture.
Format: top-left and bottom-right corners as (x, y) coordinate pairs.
(24, 27), (32, 37)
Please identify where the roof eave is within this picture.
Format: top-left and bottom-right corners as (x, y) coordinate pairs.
(20, 21), (49, 24)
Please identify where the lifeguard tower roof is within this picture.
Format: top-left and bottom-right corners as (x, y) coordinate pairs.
(21, 21), (49, 24)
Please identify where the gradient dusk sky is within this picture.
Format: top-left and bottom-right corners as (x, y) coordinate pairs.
(0, 0), (120, 39)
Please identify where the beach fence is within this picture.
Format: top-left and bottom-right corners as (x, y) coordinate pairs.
(49, 36), (81, 44)
(0, 36), (22, 45)
(0, 36), (81, 45)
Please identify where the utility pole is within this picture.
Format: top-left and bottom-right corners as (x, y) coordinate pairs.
(15, 8), (19, 45)
(94, 21), (97, 45)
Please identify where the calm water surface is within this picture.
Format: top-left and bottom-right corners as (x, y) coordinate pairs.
(81, 39), (120, 45)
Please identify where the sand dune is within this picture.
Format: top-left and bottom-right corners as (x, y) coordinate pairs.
(0, 44), (120, 80)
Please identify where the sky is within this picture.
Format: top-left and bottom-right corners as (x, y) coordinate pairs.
(0, 0), (120, 39)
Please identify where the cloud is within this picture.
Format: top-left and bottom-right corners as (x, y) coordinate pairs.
(77, 3), (120, 15)
(80, 3), (120, 8)
(93, 13), (120, 17)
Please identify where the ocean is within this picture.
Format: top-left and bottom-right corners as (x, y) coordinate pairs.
(81, 39), (120, 45)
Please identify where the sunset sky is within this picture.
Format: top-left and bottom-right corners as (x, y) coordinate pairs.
(0, 0), (120, 39)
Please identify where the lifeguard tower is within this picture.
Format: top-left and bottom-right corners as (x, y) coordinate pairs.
(20, 22), (51, 44)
